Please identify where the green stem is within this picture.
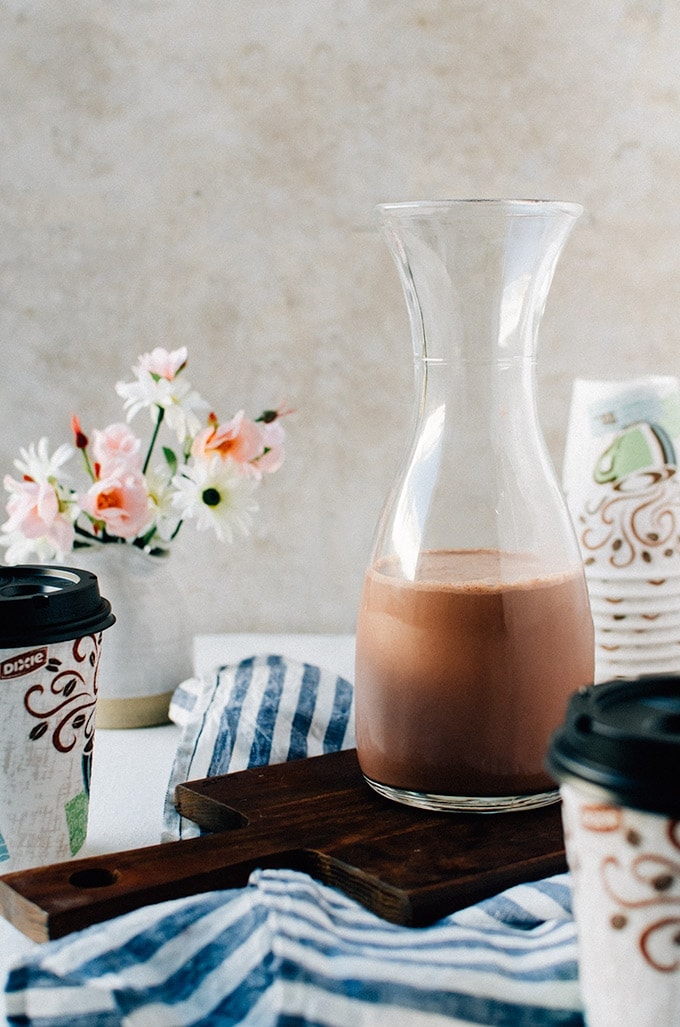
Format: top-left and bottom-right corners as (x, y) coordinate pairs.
(74, 523), (99, 541)
(169, 518), (183, 541)
(74, 522), (125, 546)
(80, 447), (96, 482)
(134, 524), (158, 549)
(143, 406), (165, 475)
(74, 523), (106, 545)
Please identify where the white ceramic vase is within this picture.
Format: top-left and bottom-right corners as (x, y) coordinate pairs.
(68, 544), (193, 729)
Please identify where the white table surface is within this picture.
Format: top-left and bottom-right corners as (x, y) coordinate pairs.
(0, 633), (356, 1024)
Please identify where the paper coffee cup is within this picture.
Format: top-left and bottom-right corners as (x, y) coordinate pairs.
(546, 676), (680, 1026)
(586, 576), (680, 598)
(0, 566), (114, 871)
(563, 377), (680, 578)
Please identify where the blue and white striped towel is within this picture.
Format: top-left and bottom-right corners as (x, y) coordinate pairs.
(6, 868), (581, 1025)
(5, 655), (584, 1025)
(163, 654), (355, 841)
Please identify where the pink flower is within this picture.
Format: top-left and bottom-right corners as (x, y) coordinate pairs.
(79, 471), (151, 540)
(137, 347), (188, 381)
(191, 411), (265, 467)
(91, 423), (143, 477)
(2, 475), (74, 554)
(257, 419), (286, 474)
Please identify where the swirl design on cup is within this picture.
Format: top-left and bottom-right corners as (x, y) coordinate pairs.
(23, 634), (101, 754)
(639, 916), (680, 972)
(578, 467), (680, 571)
(597, 815), (680, 973)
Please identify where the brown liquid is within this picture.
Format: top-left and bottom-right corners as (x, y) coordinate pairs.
(355, 549), (594, 797)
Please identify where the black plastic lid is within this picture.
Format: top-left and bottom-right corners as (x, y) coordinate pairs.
(0, 565), (115, 648)
(546, 676), (680, 817)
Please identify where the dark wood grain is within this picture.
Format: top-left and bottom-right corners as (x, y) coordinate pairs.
(0, 749), (566, 942)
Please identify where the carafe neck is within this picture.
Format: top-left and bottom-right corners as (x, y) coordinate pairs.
(378, 199), (582, 367)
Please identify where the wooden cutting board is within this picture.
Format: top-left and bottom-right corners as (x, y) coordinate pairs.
(0, 748), (566, 942)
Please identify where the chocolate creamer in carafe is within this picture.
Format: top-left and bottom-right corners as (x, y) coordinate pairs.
(355, 200), (594, 812)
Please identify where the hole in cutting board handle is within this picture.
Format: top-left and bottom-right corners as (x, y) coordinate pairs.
(69, 868), (119, 889)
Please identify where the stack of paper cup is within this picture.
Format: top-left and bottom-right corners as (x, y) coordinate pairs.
(563, 377), (680, 683)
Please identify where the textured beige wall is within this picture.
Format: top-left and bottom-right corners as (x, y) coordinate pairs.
(1, 0), (679, 634)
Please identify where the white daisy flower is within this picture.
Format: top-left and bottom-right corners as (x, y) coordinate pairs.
(0, 528), (69, 565)
(145, 465), (182, 542)
(171, 456), (259, 544)
(116, 372), (209, 445)
(14, 438), (74, 484)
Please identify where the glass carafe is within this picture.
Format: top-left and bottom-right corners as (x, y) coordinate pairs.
(355, 199), (594, 812)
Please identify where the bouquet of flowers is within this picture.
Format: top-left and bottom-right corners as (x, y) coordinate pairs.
(1, 347), (288, 563)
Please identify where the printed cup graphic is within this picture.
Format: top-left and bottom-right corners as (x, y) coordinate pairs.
(0, 566), (114, 872)
(563, 376), (680, 578)
(547, 677), (680, 1027)
(560, 786), (679, 1026)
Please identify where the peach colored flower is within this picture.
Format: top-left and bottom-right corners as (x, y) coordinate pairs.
(79, 471), (151, 540)
(138, 347), (187, 381)
(191, 411), (265, 467)
(1, 475), (75, 558)
(91, 423), (143, 477)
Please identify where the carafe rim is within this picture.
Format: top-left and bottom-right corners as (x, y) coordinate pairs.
(376, 198), (583, 219)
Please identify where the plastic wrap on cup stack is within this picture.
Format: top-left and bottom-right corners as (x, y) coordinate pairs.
(563, 376), (680, 683)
